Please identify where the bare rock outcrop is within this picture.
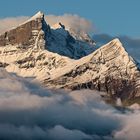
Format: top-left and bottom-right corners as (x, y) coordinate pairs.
(0, 11), (49, 49)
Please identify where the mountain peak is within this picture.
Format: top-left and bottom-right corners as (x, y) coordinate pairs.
(105, 38), (122, 47)
(51, 22), (65, 30)
(100, 38), (125, 54)
(0, 11), (48, 49)
(28, 11), (44, 22)
(111, 38), (120, 42)
(111, 38), (122, 45)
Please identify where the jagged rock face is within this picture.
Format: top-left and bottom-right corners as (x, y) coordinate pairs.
(69, 28), (95, 45)
(44, 39), (140, 101)
(0, 11), (48, 49)
(46, 25), (95, 59)
(0, 11), (95, 59)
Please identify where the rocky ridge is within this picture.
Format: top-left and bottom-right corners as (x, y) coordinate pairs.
(44, 39), (140, 102)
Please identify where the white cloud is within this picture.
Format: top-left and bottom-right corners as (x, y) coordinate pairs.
(45, 14), (94, 33)
(0, 16), (29, 34)
(114, 112), (140, 140)
(0, 14), (94, 35)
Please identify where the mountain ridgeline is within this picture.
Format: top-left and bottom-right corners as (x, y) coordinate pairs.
(0, 11), (140, 105)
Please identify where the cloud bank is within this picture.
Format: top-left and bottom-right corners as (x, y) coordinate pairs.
(0, 68), (140, 140)
(0, 14), (94, 35)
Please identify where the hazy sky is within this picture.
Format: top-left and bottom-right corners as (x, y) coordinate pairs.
(0, 0), (140, 37)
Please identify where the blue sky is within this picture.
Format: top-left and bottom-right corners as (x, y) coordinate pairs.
(0, 0), (140, 37)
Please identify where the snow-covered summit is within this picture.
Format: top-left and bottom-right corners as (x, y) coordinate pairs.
(30, 11), (44, 20)
(0, 11), (95, 59)
(23, 11), (44, 24)
(0, 11), (48, 50)
(51, 22), (65, 30)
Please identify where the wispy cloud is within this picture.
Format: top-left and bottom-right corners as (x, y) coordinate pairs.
(0, 14), (94, 35)
(0, 16), (29, 34)
(45, 14), (94, 33)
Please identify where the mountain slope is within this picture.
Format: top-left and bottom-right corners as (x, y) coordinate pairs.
(46, 23), (95, 59)
(0, 11), (95, 59)
(0, 11), (94, 80)
(44, 39), (140, 102)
